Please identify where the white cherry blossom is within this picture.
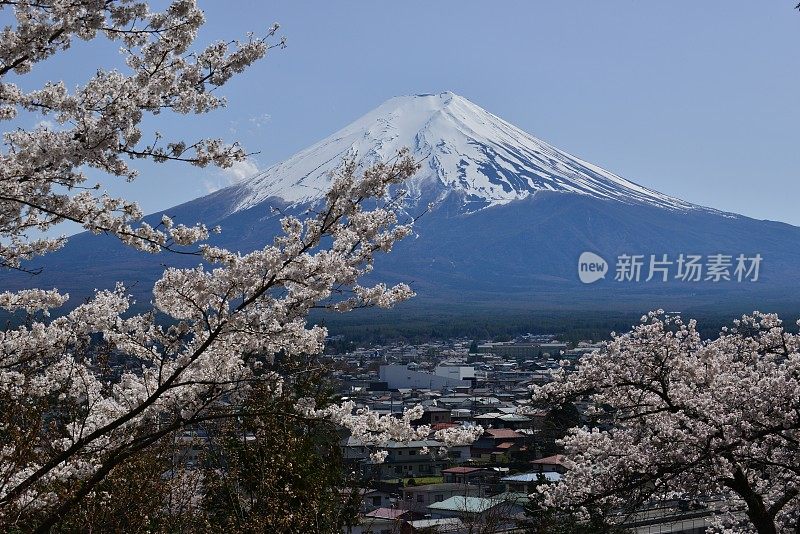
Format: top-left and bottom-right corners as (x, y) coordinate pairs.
(534, 310), (800, 533)
(0, 1), (456, 528)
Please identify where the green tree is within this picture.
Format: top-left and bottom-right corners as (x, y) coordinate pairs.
(523, 492), (625, 534)
(199, 363), (361, 533)
(540, 403), (580, 456)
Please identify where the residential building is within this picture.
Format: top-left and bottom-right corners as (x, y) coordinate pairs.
(441, 466), (493, 486)
(501, 471), (562, 493)
(471, 428), (526, 462)
(531, 454), (568, 474)
(427, 495), (525, 529)
(379, 364), (470, 390)
(401, 483), (482, 513)
(371, 440), (449, 479)
(350, 508), (418, 534)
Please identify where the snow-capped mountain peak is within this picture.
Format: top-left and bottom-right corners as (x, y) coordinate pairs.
(232, 91), (696, 213)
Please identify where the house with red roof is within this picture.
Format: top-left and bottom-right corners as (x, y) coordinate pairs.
(441, 466), (493, 486)
(471, 428), (526, 462)
(431, 422), (458, 432)
(531, 454), (568, 474)
(349, 507), (422, 534)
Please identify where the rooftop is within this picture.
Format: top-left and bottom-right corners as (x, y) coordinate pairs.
(498, 414), (531, 422)
(442, 466), (485, 474)
(403, 482), (476, 493)
(406, 518), (463, 531)
(486, 428), (523, 439)
(501, 471), (562, 483)
(384, 439), (442, 448)
(428, 496), (498, 514)
(364, 507), (413, 520)
(532, 454), (567, 466)
(492, 492), (532, 505)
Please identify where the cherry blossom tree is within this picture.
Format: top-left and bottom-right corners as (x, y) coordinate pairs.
(0, 1), (483, 529)
(533, 310), (800, 533)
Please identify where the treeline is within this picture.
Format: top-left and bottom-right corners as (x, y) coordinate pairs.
(315, 306), (800, 345)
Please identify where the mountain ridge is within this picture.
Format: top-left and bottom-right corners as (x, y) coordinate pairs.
(228, 91), (704, 215)
(3, 91), (799, 319)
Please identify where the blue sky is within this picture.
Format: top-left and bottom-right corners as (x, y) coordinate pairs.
(26, 1), (800, 225)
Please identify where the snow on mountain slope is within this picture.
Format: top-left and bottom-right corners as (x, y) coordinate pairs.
(7, 92), (800, 314)
(232, 91), (699, 214)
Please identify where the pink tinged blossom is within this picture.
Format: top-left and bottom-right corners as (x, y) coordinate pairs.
(533, 310), (800, 531)
(0, 0), (427, 518)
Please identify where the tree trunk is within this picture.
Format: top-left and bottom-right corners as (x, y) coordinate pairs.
(727, 466), (777, 534)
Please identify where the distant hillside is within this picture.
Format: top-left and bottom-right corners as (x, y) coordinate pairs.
(4, 92), (799, 323)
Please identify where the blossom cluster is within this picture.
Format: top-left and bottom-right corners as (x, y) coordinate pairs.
(533, 310), (800, 532)
(0, 1), (440, 526)
(0, 0), (279, 268)
(295, 399), (483, 462)
(0, 151), (424, 517)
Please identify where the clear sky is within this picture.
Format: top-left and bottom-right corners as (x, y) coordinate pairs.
(24, 1), (800, 225)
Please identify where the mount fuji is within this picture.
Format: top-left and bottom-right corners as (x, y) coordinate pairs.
(6, 92), (800, 317)
(234, 91), (695, 214)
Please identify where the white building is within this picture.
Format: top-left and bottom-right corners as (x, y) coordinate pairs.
(434, 363), (475, 382)
(379, 364), (470, 390)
